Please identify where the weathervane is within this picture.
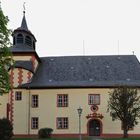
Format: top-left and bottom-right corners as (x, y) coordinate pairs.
(23, 2), (26, 15)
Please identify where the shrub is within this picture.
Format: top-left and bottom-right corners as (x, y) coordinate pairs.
(0, 118), (13, 140)
(38, 127), (53, 138)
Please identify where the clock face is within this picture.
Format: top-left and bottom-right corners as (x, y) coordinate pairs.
(90, 105), (98, 112)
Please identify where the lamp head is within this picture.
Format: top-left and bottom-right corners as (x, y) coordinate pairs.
(77, 107), (83, 115)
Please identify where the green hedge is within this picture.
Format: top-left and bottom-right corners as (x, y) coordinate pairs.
(0, 118), (13, 140)
(38, 128), (53, 138)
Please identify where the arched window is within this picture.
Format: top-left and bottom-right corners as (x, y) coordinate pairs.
(17, 34), (23, 44)
(25, 36), (32, 46)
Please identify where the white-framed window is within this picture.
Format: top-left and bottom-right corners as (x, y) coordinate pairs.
(88, 94), (100, 105)
(32, 95), (38, 108)
(57, 94), (68, 107)
(15, 91), (22, 101)
(31, 117), (39, 129)
(57, 117), (68, 129)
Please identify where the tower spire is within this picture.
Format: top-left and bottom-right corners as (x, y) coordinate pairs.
(12, 2), (37, 52)
(23, 2), (25, 15)
(21, 2), (28, 30)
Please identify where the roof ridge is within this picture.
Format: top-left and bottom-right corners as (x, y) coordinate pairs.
(40, 55), (136, 59)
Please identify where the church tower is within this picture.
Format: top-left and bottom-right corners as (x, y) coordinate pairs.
(10, 10), (40, 88)
(12, 10), (36, 52)
(8, 10), (41, 125)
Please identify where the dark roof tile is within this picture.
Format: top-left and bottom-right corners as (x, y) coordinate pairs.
(10, 45), (35, 53)
(20, 55), (140, 88)
(21, 14), (28, 31)
(14, 60), (34, 73)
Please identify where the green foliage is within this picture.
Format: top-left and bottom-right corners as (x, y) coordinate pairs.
(0, 6), (14, 95)
(0, 118), (13, 140)
(0, 7), (11, 48)
(0, 47), (13, 94)
(107, 87), (140, 138)
(38, 128), (53, 138)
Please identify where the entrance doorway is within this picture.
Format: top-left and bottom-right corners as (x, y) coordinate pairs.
(88, 119), (101, 136)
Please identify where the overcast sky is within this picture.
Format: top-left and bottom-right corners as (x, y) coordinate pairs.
(2, 0), (140, 60)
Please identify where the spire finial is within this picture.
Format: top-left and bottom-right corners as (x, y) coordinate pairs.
(21, 2), (28, 30)
(23, 2), (26, 15)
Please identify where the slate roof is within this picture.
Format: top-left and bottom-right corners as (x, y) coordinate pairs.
(20, 55), (140, 88)
(20, 13), (28, 31)
(10, 44), (36, 53)
(14, 61), (34, 73)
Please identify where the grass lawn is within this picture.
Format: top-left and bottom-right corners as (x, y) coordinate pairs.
(12, 138), (140, 140)
(105, 138), (140, 140)
(12, 138), (90, 140)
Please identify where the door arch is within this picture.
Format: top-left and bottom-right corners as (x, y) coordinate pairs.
(88, 119), (102, 136)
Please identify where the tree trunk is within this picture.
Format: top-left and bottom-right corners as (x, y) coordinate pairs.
(123, 128), (128, 138)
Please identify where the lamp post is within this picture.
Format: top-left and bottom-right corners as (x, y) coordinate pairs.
(77, 107), (83, 140)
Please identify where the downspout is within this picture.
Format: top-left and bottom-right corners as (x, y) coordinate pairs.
(28, 87), (31, 135)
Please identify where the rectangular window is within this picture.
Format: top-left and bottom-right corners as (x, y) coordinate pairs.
(32, 95), (38, 108)
(57, 94), (68, 107)
(15, 91), (22, 101)
(57, 117), (68, 129)
(88, 94), (100, 105)
(31, 117), (39, 129)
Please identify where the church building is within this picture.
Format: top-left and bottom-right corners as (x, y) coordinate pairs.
(1, 11), (140, 138)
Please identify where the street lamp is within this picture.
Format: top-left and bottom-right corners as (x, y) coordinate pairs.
(77, 107), (83, 140)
